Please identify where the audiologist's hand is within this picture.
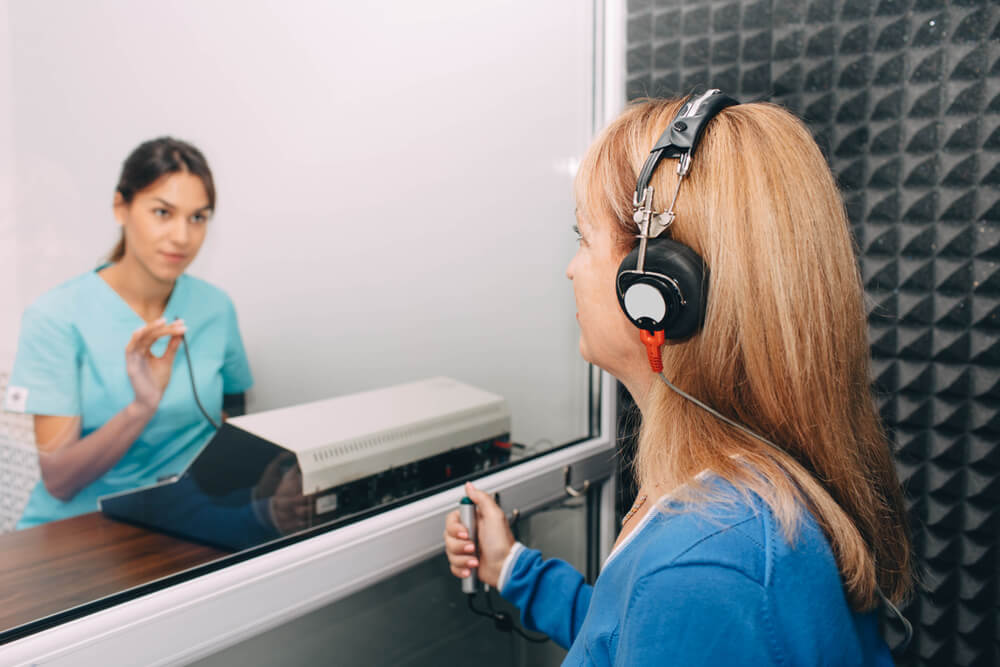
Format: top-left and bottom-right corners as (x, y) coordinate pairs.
(444, 482), (515, 589)
(125, 318), (187, 412)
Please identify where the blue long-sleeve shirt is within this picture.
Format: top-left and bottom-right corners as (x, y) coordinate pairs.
(499, 478), (893, 665)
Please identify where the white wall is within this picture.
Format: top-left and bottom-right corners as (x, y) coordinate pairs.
(0, 1), (16, 368)
(3, 1), (595, 448)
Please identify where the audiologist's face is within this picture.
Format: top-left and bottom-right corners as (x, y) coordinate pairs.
(566, 210), (645, 380)
(113, 171), (211, 283)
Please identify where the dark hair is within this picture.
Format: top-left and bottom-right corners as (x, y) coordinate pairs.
(109, 137), (216, 262)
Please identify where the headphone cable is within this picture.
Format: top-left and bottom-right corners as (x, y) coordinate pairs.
(655, 370), (912, 650)
(180, 333), (220, 431)
(467, 592), (549, 644)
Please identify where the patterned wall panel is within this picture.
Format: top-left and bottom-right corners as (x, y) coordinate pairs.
(0, 372), (39, 534)
(624, 1), (999, 665)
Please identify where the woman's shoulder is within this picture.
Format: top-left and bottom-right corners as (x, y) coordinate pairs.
(24, 271), (99, 321)
(629, 479), (770, 586)
(616, 480), (886, 666)
(632, 476), (836, 590)
(179, 273), (234, 306)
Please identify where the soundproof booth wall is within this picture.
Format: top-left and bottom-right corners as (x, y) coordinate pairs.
(624, 1), (998, 665)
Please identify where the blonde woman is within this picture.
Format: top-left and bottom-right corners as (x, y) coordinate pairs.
(444, 95), (911, 664)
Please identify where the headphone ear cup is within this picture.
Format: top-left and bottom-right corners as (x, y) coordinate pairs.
(616, 238), (709, 340)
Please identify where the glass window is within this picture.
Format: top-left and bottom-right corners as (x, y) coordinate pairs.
(0, 0), (603, 644)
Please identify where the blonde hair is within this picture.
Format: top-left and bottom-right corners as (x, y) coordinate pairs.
(576, 99), (912, 609)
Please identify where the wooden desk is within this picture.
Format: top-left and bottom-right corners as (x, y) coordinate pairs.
(0, 512), (225, 636)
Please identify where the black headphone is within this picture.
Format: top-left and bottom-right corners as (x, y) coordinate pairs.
(615, 89), (739, 342)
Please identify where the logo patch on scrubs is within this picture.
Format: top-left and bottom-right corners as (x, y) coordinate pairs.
(5, 385), (29, 413)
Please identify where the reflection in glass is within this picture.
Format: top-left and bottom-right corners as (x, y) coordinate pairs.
(101, 378), (514, 550)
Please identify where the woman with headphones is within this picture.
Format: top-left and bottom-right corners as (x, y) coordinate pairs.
(6, 138), (253, 529)
(445, 93), (912, 664)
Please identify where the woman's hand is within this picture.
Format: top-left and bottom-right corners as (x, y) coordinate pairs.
(125, 318), (186, 412)
(32, 320), (182, 500)
(267, 464), (312, 535)
(444, 482), (516, 589)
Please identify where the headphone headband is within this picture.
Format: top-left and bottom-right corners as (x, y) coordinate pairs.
(634, 89), (739, 201)
(617, 90), (738, 344)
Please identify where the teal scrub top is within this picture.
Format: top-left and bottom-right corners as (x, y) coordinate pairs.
(5, 268), (254, 529)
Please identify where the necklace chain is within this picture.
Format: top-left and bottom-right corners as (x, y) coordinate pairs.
(620, 494), (649, 526)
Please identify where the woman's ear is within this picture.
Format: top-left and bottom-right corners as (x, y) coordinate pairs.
(112, 192), (126, 226)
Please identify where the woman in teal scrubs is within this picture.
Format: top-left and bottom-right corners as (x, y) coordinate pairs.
(5, 137), (253, 529)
